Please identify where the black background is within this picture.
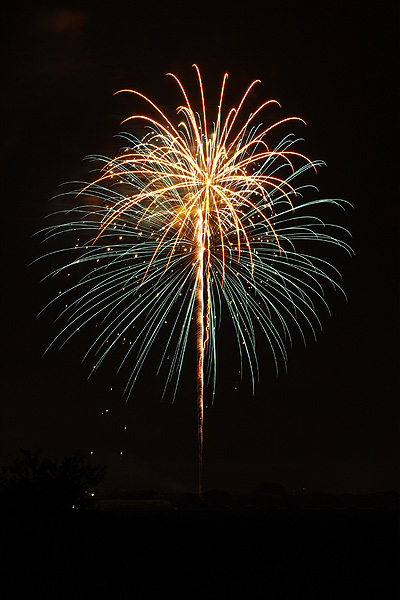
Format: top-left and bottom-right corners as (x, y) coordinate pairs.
(1, 0), (398, 498)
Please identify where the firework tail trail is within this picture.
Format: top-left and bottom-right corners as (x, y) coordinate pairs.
(196, 208), (205, 498)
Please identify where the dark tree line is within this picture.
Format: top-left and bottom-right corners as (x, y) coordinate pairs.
(0, 449), (106, 515)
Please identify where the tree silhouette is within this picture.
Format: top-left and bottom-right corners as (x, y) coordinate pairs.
(0, 449), (106, 514)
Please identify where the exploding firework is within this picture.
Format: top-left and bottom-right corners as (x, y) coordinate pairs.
(39, 66), (351, 496)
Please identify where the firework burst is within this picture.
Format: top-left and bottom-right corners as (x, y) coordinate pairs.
(39, 66), (351, 496)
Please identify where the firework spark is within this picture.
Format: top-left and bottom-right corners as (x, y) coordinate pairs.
(39, 66), (351, 496)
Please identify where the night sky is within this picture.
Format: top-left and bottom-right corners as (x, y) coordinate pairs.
(1, 1), (398, 498)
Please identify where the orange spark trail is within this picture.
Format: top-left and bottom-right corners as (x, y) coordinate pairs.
(196, 208), (205, 498)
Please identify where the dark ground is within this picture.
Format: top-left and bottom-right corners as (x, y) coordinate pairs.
(2, 505), (399, 599)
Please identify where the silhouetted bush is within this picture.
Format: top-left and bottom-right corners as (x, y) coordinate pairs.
(250, 481), (288, 508)
(175, 492), (200, 510)
(202, 489), (232, 509)
(0, 449), (106, 515)
(138, 489), (162, 500)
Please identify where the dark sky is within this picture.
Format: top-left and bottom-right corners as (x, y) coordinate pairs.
(1, 1), (398, 497)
